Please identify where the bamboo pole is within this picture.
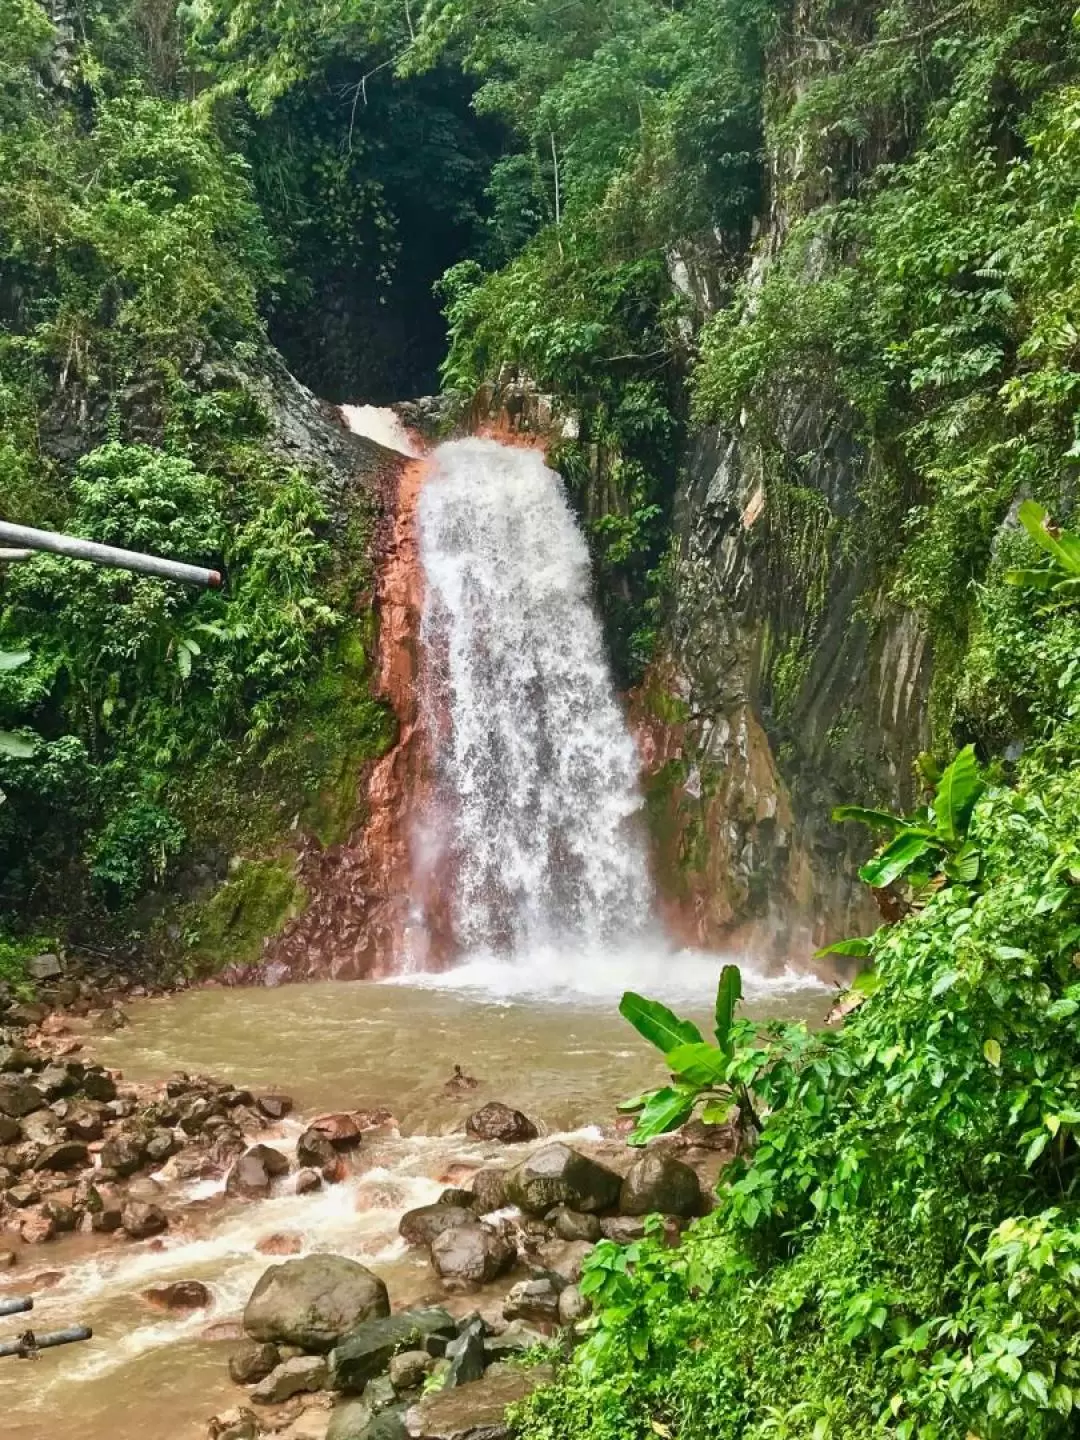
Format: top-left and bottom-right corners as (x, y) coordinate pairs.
(0, 1325), (92, 1357)
(0, 549), (33, 562)
(0, 522), (222, 589)
(0, 1297), (32, 1318)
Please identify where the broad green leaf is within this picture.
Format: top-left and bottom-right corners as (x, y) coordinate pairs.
(619, 992), (704, 1056)
(1005, 566), (1059, 590)
(616, 1092), (650, 1113)
(700, 1099), (736, 1125)
(932, 969), (960, 998)
(666, 1042), (728, 1087)
(627, 1085), (698, 1146)
(933, 746), (984, 843)
(714, 964), (742, 1052)
(815, 937), (873, 959)
(851, 969), (884, 997)
(945, 844), (981, 884)
(831, 805), (917, 834)
(1018, 499), (1080, 575)
(0, 730), (38, 759)
(1025, 1131), (1049, 1168)
(983, 1038), (1002, 1068)
(859, 832), (934, 889)
(0, 650), (30, 672)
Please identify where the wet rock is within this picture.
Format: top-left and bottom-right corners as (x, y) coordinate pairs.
(399, 1205), (477, 1249)
(296, 1126), (338, 1175)
(22, 1110), (64, 1146)
(0, 1080), (45, 1118)
(256, 1232), (304, 1257)
(677, 1118), (738, 1152)
(36, 1065), (79, 1100)
(464, 1104), (538, 1146)
(557, 1284), (588, 1326)
(26, 953), (63, 982)
(619, 1153), (701, 1218)
(143, 1280), (212, 1312)
(81, 1069), (118, 1102)
(430, 1225), (515, 1290)
(245, 1254), (390, 1353)
(6, 1001), (48, 1027)
(309, 1113), (363, 1148)
(389, 1350), (436, 1393)
(226, 1144), (290, 1200)
(444, 1316), (486, 1389)
(0, 1116), (21, 1145)
(468, 1170), (508, 1215)
(327, 1397), (381, 1440)
(230, 1340), (281, 1385)
(100, 1132), (145, 1177)
(251, 1354), (328, 1404)
(534, 1238), (594, 1285)
(404, 1366), (554, 1440)
(257, 1093), (294, 1121)
(502, 1275), (563, 1326)
(208, 1408), (259, 1440)
(64, 1105), (105, 1142)
(7, 1181), (42, 1207)
(34, 1141), (89, 1172)
(121, 1200), (168, 1239)
(549, 1208), (601, 1243)
(42, 1198), (77, 1232)
(329, 1309), (456, 1393)
(437, 1189), (475, 1209)
(180, 1097), (219, 1135)
(482, 1322), (546, 1361)
(295, 1168), (322, 1196)
(82, 1182), (124, 1232)
(598, 1216), (647, 1244)
(145, 1129), (179, 1164)
(505, 1145), (620, 1216)
(0, 1046), (36, 1073)
(19, 1207), (55, 1243)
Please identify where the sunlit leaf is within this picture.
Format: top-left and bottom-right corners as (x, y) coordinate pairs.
(620, 992), (704, 1055)
(0, 730), (38, 759)
(714, 964), (742, 1053)
(628, 1086), (698, 1146)
(859, 832), (934, 889)
(933, 746), (984, 843)
(815, 937), (873, 959)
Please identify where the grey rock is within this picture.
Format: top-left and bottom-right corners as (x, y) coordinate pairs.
(329, 1309), (456, 1393)
(550, 1208), (601, 1242)
(226, 1144), (289, 1200)
(505, 1145), (620, 1216)
(598, 1216), (648, 1244)
(100, 1132), (145, 1177)
(502, 1275), (562, 1326)
(34, 1141), (89, 1171)
(231, 1339), (283, 1384)
(0, 1081), (45, 1118)
(557, 1284), (589, 1326)
(297, 1126), (338, 1172)
(619, 1153), (700, 1218)
(464, 1103), (538, 1145)
(534, 1239), (594, 1284)
(26, 954), (62, 981)
(482, 1322), (546, 1361)
(430, 1225), (515, 1289)
(121, 1200), (167, 1238)
(251, 1354), (328, 1405)
(404, 1366), (554, 1440)
(468, 1169), (508, 1215)
(389, 1350), (436, 1393)
(244, 1254), (390, 1353)
(399, 1204), (477, 1248)
(443, 1317), (485, 1388)
(81, 1069), (118, 1102)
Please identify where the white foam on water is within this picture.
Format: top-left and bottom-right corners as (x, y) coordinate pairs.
(341, 403), (422, 456)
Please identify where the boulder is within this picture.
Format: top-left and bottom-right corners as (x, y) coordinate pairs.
(143, 1281), (211, 1312)
(437, 1189), (476, 1209)
(226, 1145), (289, 1199)
(557, 1284), (589, 1326)
(18, 1208), (56, 1244)
(0, 1081), (45, 1118)
(502, 1275), (563, 1326)
(36, 1065), (79, 1100)
(26, 953), (63, 981)
(297, 1126), (339, 1172)
(244, 1254), (390, 1353)
(295, 1168), (322, 1196)
(443, 1317), (485, 1389)
(429, 1225), (516, 1289)
(7, 1181), (42, 1207)
(0, 1115), (21, 1144)
(309, 1113), (363, 1148)
(482, 1322), (546, 1361)
(230, 1341), (280, 1385)
(100, 1132), (146, 1177)
(619, 1154), (701, 1218)
(81, 1069), (118, 1102)
(251, 1354), (328, 1404)
(464, 1104), (538, 1145)
(389, 1350), (436, 1393)
(256, 1093), (294, 1121)
(22, 1110), (64, 1146)
(329, 1406), (407, 1440)
(534, 1239), (594, 1285)
(34, 1141), (89, 1172)
(328, 1309), (456, 1393)
(122, 1201), (168, 1239)
(64, 1105), (105, 1142)
(404, 1367), (554, 1440)
(504, 1145), (620, 1216)
(468, 1170), (508, 1215)
(256, 1232), (304, 1257)
(550, 1208), (601, 1243)
(399, 1205), (477, 1249)
(145, 1129), (179, 1164)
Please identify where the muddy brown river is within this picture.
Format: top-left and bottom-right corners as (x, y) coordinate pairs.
(4, 969), (830, 1440)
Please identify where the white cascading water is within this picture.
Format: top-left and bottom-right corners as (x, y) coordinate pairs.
(416, 438), (653, 958)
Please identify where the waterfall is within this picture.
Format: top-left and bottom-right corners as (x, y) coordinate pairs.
(415, 438), (653, 959)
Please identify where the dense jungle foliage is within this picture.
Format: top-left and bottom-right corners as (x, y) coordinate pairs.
(5, 2), (1080, 1431)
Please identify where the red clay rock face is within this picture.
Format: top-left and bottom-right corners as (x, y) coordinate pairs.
(264, 453), (438, 981)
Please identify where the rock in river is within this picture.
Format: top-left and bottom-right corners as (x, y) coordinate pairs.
(619, 1153), (701, 1218)
(504, 1144), (620, 1216)
(429, 1224), (516, 1289)
(405, 1366), (554, 1440)
(399, 1204), (477, 1248)
(244, 1254), (390, 1353)
(251, 1354), (328, 1404)
(329, 1309), (456, 1393)
(226, 1144), (289, 1200)
(464, 1103), (538, 1145)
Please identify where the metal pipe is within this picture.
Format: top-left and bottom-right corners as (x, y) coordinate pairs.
(0, 549), (33, 562)
(0, 1325), (92, 1357)
(0, 522), (222, 590)
(0, 1298), (32, 1318)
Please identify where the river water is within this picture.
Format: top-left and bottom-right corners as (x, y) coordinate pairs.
(4, 969), (829, 1440)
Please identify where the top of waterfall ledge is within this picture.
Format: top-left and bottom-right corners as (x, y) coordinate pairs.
(340, 404), (423, 458)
